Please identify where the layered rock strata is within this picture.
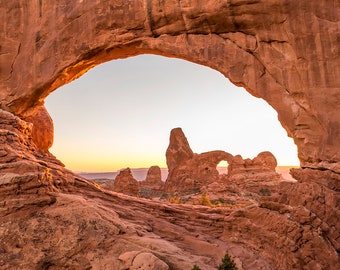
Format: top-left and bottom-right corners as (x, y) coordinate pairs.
(0, 0), (339, 269)
(1, 0), (339, 169)
(228, 151), (280, 181)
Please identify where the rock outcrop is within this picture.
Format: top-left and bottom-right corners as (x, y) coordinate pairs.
(24, 105), (54, 152)
(228, 151), (280, 181)
(111, 168), (140, 196)
(166, 128), (194, 171)
(139, 166), (164, 198)
(119, 251), (169, 270)
(164, 128), (233, 193)
(164, 128), (280, 194)
(0, 1), (339, 269)
(1, 0), (339, 169)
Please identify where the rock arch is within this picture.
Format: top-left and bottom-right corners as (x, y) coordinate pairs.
(0, 0), (339, 170)
(0, 1), (339, 268)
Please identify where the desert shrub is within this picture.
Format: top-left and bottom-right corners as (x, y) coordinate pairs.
(191, 265), (201, 270)
(211, 198), (235, 206)
(168, 195), (182, 204)
(259, 187), (271, 196)
(218, 251), (238, 270)
(195, 193), (214, 207)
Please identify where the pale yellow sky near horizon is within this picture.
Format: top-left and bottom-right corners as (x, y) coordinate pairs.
(45, 55), (300, 172)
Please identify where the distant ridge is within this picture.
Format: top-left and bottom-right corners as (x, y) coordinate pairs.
(77, 166), (296, 182)
(78, 168), (169, 181)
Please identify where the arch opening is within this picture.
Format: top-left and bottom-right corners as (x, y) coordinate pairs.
(44, 54), (299, 174)
(217, 160), (229, 175)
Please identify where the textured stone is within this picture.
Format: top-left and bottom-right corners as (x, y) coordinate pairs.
(166, 128), (194, 171)
(24, 105), (54, 151)
(139, 166), (164, 198)
(119, 251), (169, 270)
(112, 168), (140, 196)
(0, 0), (339, 168)
(164, 128), (233, 193)
(228, 151), (280, 181)
(164, 129), (280, 194)
(0, 1), (339, 269)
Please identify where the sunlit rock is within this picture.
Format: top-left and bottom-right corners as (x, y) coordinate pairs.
(112, 168), (139, 196)
(0, 0), (339, 269)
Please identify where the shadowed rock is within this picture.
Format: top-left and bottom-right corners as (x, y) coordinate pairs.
(228, 151), (280, 181)
(164, 128), (233, 193)
(112, 168), (140, 196)
(140, 166), (164, 198)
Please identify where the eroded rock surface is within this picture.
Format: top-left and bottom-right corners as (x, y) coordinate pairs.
(111, 168), (140, 196)
(140, 166), (164, 198)
(0, 0), (339, 168)
(228, 151), (280, 182)
(165, 128), (233, 193)
(164, 128), (280, 195)
(0, 1), (339, 269)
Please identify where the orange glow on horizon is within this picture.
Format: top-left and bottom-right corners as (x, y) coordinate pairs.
(52, 147), (299, 173)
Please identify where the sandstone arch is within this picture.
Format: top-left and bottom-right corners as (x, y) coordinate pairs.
(0, 0), (339, 171)
(0, 1), (339, 269)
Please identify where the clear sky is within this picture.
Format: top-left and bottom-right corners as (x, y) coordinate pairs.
(45, 54), (299, 172)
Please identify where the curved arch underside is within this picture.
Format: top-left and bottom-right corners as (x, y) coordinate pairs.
(0, 1), (339, 269)
(0, 0), (339, 169)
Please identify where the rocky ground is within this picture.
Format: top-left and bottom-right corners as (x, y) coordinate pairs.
(0, 110), (339, 269)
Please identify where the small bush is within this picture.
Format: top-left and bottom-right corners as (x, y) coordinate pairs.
(168, 195), (182, 204)
(218, 251), (238, 270)
(191, 265), (201, 270)
(194, 193), (214, 207)
(259, 188), (271, 196)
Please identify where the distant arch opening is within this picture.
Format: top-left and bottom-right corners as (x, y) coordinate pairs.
(45, 54), (299, 174)
(217, 160), (229, 175)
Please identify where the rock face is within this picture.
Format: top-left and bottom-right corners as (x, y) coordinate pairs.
(112, 168), (140, 196)
(166, 128), (194, 171)
(228, 151), (280, 181)
(119, 251), (169, 270)
(0, 1), (339, 169)
(164, 128), (233, 193)
(140, 166), (164, 198)
(0, 1), (340, 269)
(164, 128), (280, 194)
(24, 105), (54, 151)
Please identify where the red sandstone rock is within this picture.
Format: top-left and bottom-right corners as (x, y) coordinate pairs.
(140, 166), (164, 198)
(166, 128), (194, 171)
(119, 251), (169, 270)
(24, 105), (54, 151)
(0, 1), (339, 168)
(112, 168), (139, 196)
(164, 128), (233, 193)
(0, 1), (339, 269)
(164, 128), (280, 194)
(228, 152), (280, 182)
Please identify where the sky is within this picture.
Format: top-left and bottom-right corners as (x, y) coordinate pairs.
(45, 54), (299, 172)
